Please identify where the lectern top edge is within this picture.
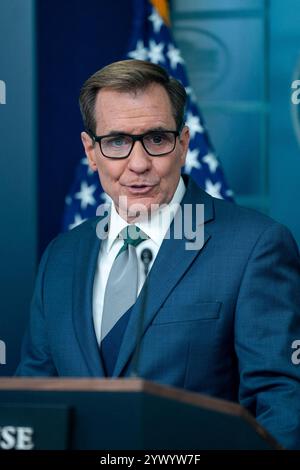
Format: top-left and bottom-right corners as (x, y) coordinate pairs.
(0, 377), (282, 450)
(0, 376), (261, 419)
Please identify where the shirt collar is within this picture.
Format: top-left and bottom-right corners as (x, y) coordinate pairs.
(106, 177), (186, 253)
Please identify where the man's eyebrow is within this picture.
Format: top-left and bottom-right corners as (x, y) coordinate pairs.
(105, 127), (171, 136)
(104, 131), (128, 136)
(144, 127), (171, 133)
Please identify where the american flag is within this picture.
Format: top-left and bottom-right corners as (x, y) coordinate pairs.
(63, 0), (233, 231)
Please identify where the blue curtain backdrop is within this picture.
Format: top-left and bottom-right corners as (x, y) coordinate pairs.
(37, 0), (133, 255)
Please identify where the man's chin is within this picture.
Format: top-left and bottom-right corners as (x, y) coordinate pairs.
(117, 196), (160, 222)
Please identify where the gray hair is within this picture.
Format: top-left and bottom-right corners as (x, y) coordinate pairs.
(79, 59), (186, 134)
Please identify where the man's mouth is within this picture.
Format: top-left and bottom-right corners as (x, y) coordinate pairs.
(124, 183), (156, 194)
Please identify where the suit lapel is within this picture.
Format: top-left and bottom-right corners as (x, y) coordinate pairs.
(72, 216), (107, 376)
(113, 178), (215, 377)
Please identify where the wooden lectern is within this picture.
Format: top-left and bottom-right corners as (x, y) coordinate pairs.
(0, 378), (281, 450)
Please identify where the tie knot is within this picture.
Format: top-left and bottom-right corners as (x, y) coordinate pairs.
(118, 225), (148, 255)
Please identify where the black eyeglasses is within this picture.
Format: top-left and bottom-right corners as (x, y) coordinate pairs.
(87, 129), (180, 159)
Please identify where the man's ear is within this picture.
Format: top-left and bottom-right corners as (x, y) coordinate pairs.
(81, 131), (97, 172)
(179, 125), (190, 167)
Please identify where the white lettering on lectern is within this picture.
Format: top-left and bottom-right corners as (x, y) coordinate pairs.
(0, 426), (34, 450)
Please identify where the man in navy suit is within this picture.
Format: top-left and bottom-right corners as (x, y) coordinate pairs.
(16, 60), (300, 449)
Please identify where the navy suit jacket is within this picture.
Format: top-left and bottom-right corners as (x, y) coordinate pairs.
(16, 177), (300, 449)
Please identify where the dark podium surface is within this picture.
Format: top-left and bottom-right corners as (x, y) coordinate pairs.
(0, 378), (280, 450)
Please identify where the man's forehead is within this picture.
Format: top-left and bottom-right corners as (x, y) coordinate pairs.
(94, 83), (175, 132)
(95, 83), (172, 108)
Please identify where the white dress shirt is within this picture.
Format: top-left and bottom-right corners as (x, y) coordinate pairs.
(92, 177), (186, 344)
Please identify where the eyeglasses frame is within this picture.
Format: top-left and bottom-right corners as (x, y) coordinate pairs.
(86, 128), (181, 159)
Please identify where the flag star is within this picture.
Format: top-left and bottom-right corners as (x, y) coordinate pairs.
(184, 148), (201, 174)
(185, 112), (204, 139)
(148, 40), (165, 64)
(148, 8), (163, 33)
(101, 192), (112, 204)
(81, 157), (94, 175)
(69, 213), (87, 230)
(185, 87), (197, 103)
(75, 181), (96, 210)
(226, 189), (234, 198)
(127, 40), (148, 61)
(202, 153), (219, 173)
(205, 180), (223, 199)
(166, 44), (184, 69)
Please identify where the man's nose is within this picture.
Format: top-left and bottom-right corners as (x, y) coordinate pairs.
(127, 141), (152, 173)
